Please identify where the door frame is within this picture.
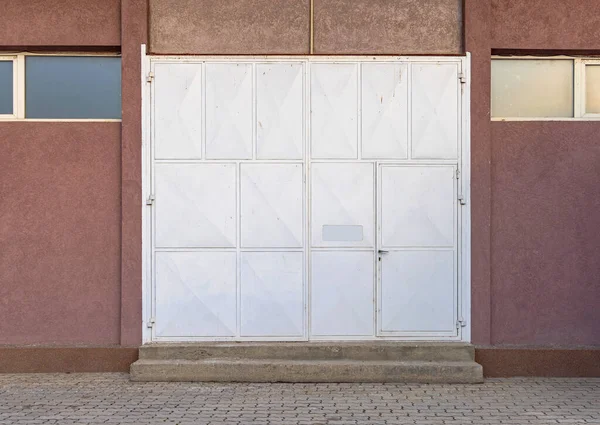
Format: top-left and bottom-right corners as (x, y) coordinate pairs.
(140, 47), (472, 343)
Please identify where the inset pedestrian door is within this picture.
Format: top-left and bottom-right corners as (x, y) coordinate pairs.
(378, 165), (458, 337)
(142, 55), (471, 342)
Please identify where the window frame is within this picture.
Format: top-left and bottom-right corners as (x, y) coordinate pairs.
(491, 56), (600, 121)
(0, 55), (20, 119)
(0, 52), (121, 122)
(579, 59), (600, 119)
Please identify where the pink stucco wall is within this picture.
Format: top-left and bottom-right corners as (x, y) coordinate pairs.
(0, 123), (122, 345)
(0, 0), (598, 353)
(0, 0), (121, 47)
(0, 1), (123, 346)
(490, 122), (600, 346)
(484, 0), (600, 346)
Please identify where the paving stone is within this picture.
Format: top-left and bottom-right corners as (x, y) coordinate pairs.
(0, 374), (598, 424)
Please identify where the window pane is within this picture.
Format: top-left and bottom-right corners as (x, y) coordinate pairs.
(492, 59), (574, 118)
(0, 61), (13, 115)
(26, 56), (121, 119)
(586, 65), (600, 114)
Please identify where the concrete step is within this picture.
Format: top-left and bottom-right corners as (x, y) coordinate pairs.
(131, 343), (483, 383)
(130, 358), (483, 383)
(138, 342), (475, 362)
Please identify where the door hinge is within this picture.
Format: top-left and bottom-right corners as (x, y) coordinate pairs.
(146, 194), (155, 206)
(459, 72), (467, 84)
(146, 72), (155, 83)
(456, 170), (466, 205)
(456, 318), (467, 329)
(146, 317), (155, 328)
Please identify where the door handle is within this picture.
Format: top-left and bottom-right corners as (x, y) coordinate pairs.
(378, 250), (389, 260)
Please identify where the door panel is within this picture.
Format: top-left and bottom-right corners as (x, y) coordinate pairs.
(205, 63), (253, 159)
(155, 251), (237, 337)
(256, 63), (304, 159)
(154, 63), (203, 159)
(380, 250), (456, 334)
(311, 251), (374, 337)
(155, 163), (237, 248)
(361, 63), (409, 159)
(411, 63), (459, 159)
(310, 63), (358, 159)
(380, 165), (455, 248)
(241, 252), (304, 337)
(311, 162), (374, 248)
(241, 163), (303, 248)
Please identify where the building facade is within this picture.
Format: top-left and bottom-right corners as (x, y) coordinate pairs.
(0, 0), (599, 377)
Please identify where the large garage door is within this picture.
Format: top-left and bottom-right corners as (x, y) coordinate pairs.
(142, 56), (470, 342)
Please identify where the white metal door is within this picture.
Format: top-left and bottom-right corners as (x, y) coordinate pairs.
(142, 54), (470, 342)
(378, 165), (458, 337)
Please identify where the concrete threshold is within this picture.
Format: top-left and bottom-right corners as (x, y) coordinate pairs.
(130, 342), (483, 383)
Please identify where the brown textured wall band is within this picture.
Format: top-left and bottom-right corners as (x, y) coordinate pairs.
(1, 347), (599, 376)
(0, 348), (138, 373)
(149, 0), (310, 54)
(477, 348), (600, 377)
(148, 0), (461, 55)
(313, 0), (463, 54)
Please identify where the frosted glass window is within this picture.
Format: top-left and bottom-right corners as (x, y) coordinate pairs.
(586, 65), (600, 114)
(0, 61), (13, 115)
(492, 59), (574, 118)
(26, 56), (121, 119)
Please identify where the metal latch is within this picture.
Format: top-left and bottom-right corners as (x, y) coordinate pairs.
(146, 317), (155, 328)
(146, 195), (155, 206)
(459, 72), (467, 84)
(458, 195), (467, 206)
(456, 318), (467, 329)
(146, 72), (155, 83)
(378, 250), (389, 261)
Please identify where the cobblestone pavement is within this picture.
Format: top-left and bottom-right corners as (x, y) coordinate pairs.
(0, 374), (598, 424)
